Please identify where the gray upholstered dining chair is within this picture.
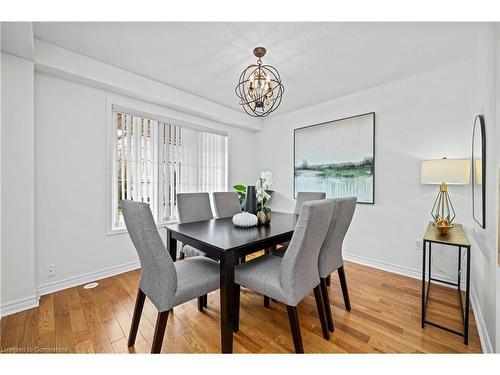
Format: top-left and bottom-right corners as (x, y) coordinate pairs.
(176, 192), (214, 310)
(233, 200), (334, 353)
(213, 192), (242, 218)
(121, 200), (220, 353)
(266, 191), (327, 307)
(271, 191), (326, 257)
(318, 197), (356, 333)
(264, 191), (326, 307)
(177, 193), (214, 259)
(293, 191), (327, 214)
(213, 191), (248, 264)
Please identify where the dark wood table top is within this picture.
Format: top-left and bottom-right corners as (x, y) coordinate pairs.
(423, 221), (471, 247)
(166, 211), (298, 252)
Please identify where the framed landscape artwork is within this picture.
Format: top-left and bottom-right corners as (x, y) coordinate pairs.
(294, 112), (375, 204)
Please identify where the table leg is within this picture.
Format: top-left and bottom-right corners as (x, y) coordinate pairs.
(167, 229), (177, 262)
(421, 240), (426, 328)
(428, 242), (432, 286)
(219, 252), (236, 353)
(457, 246), (461, 291)
(464, 246), (471, 345)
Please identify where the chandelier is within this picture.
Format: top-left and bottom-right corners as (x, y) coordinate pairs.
(235, 47), (284, 117)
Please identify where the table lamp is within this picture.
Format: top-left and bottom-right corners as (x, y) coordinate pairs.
(421, 157), (470, 231)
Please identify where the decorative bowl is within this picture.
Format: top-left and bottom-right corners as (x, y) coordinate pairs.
(232, 212), (258, 228)
(435, 219), (453, 235)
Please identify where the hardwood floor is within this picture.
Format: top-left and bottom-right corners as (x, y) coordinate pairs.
(0, 259), (482, 353)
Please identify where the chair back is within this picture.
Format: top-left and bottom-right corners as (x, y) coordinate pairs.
(318, 197), (357, 278)
(176, 193), (214, 223)
(213, 192), (242, 218)
(294, 192), (326, 214)
(280, 200), (334, 305)
(121, 200), (176, 312)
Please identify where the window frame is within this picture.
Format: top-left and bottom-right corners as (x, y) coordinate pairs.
(105, 97), (229, 236)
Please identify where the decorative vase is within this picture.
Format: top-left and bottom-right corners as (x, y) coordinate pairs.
(244, 186), (257, 214)
(232, 212), (258, 228)
(257, 211), (271, 225)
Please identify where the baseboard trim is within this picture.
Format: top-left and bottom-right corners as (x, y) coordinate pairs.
(344, 252), (490, 353)
(344, 252), (459, 285)
(36, 260), (141, 297)
(470, 285), (494, 353)
(1, 260), (141, 317)
(0, 295), (39, 318)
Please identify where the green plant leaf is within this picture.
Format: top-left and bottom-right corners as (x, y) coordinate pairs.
(233, 184), (247, 192)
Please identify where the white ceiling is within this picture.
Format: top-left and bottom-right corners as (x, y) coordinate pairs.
(33, 22), (481, 116)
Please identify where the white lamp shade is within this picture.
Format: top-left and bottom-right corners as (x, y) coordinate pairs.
(420, 158), (470, 185)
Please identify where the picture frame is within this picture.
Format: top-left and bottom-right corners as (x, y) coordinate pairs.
(293, 112), (375, 204)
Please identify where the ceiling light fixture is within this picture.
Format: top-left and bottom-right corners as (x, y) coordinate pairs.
(235, 47), (284, 117)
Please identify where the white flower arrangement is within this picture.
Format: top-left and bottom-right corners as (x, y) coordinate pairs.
(256, 170), (273, 213)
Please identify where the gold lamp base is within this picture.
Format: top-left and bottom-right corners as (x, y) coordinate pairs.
(430, 182), (456, 232)
(435, 219), (453, 235)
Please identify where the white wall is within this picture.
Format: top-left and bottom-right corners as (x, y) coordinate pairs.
(0, 23), (3, 317)
(0, 24), (3, 317)
(0, 52), (37, 314)
(467, 23), (498, 353)
(495, 25), (500, 353)
(34, 72), (258, 293)
(258, 25), (500, 351)
(258, 61), (475, 280)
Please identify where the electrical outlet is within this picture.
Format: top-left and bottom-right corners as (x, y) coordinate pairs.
(415, 239), (423, 251)
(46, 264), (56, 278)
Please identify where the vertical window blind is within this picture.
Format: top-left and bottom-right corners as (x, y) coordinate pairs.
(112, 109), (228, 229)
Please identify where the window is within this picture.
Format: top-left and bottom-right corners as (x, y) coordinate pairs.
(111, 108), (228, 230)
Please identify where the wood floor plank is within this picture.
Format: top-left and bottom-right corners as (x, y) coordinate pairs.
(17, 308), (39, 352)
(77, 287), (114, 353)
(88, 281), (125, 343)
(0, 261), (482, 354)
(38, 294), (55, 334)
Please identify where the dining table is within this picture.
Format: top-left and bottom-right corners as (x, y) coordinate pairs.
(165, 211), (299, 353)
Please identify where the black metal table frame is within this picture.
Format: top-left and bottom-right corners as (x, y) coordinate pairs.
(421, 240), (471, 344)
(166, 226), (293, 353)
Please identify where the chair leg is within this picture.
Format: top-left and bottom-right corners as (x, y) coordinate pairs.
(233, 284), (240, 333)
(313, 285), (330, 340)
(128, 288), (146, 347)
(320, 278), (334, 332)
(197, 296), (204, 311)
(264, 295), (270, 307)
(286, 305), (304, 353)
(151, 310), (169, 354)
(204, 294), (208, 308)
(325, 274), (331, 286)
(338, 266), (351, 311)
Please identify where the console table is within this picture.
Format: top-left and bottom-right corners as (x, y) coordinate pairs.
(421, 222), (471, 344)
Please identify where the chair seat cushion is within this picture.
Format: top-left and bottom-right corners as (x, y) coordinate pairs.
(173, 256), (220, 307)
(181, 244), (206, 258)
(235, 254), (292, 305)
